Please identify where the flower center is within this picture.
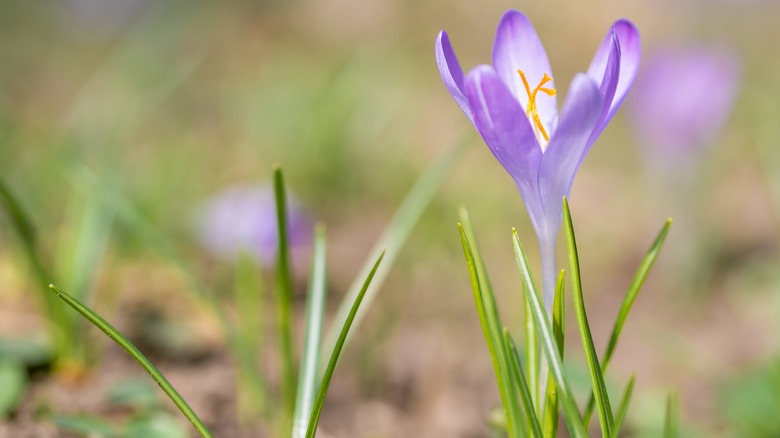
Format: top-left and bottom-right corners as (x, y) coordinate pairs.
(517, 70), (556, 146)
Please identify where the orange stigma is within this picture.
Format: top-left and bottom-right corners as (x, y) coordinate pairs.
(517, 70), (556, 143)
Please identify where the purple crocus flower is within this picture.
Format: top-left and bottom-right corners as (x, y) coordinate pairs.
(197, 185), (311, 267)
(436, 10), (640, 307)
(629, 47), (740, 173)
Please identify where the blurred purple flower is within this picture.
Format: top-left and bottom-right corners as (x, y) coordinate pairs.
(436, 10), (640, 305)
(630, 47), (740, 170)
(197, 185), (311, 267)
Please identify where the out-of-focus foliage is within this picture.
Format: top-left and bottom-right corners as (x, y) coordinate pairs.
(1, 0), (780, 436)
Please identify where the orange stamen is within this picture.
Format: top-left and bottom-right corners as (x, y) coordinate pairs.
(517, 70), (557, 143)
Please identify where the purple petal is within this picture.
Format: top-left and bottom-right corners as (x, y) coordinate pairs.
(196, 185), (311, 267)
(586, 28), (621, 137)
(436, 30), (474, 124)
(464, 64), (543, 199)
(536, 74), (603, 237)
(587, 19), (641, 127)
(629, 47), (740, 166)
(492, 10), (558, 133)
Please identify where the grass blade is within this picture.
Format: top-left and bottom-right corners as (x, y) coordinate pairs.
(511, 229), (588, 438)
(233, 252), (269, 419)
(0, 179), (69, 359)
(304, 251), (385, 438)
(563, 197), (613, 437)
(67, 166), (227, 325)
(57, 189), (116, 369)
(0, 179), (37, 245)
(664, 392), (679, 438)
(459, 216), (523, 437)
(542, 270), (565, 438)
(603, 218), (672, 366)
(321, 138), (467, 362)
(293, 225), (327, 438)
(48, 285), (213, 438)
(610, 375), (636, 438)
(273, 166), (297, 430)
(584, 218), (672, 425)
(67, 165), (271, 416)
(504, 329), (543, 438)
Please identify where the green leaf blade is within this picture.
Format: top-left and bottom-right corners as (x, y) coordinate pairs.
(563, 197), (613, 437)
(48, 285), (213, 438)
(511, 230), (588, 438)
(305, 251), (385, 438)
(664, 392), (679, 438)
(542, 270), (566, 438)
(504, 330), (543, 438)
(273, 166), (297, 433)
(321, 138), (466, 362)
(293, 225), (327, 438)
(610, 375), (636, 438)
(458, 216), (523, 438)
(584, 217), (672, 425)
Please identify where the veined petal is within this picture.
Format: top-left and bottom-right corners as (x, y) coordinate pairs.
(464, 65), (542, 193)
(492, 10), (558, 132)
(436, 30), (474, 124)
(537, 74), (603, 232)
(586, 28), (621, 137)
(587, 20), (641, 126)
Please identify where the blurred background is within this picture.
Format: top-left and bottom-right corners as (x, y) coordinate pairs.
(1, 0), (780, 436)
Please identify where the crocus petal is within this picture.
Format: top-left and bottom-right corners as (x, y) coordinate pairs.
(436, 30), (474, 124)
(492, 10), (558, 132)
(537, 74), (603, 236)
(464, 64), (542, 193)
(586, 28), (621, 137)
(587, 19), (640, 126)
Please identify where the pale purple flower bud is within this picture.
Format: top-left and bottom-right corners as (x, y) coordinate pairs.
(630, 47), (740, 171)
(196, 185), (311, 267)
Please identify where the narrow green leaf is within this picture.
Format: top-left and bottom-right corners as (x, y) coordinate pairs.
(504, 330), (543, 438)
(563, 197), (613, 437)
(459, 217), (523, 438)
(235, 253), (263, 350)
(511, 230), (588, 438)
(273, 166), (297, 431)
(664, 392), (679, 438)
(58, 189), (116, 368)
(234, 252), (269, 418)
(542, 270), (565, 438)
(68, 166), (269, 419)
(0, 179), (69, 358)
(58, 190), (114, 303)
(321, 138), (467, 362)
(293, 225), (327, 438)
(305, 251), (385, 438)
(0, 179), (37, 245)
(67, 166), (228, 326)
(48, 285), (213, 438)
(604, 218), (672, 364)
(584, 218), (672, 425)
(610, 375), (636, 438)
